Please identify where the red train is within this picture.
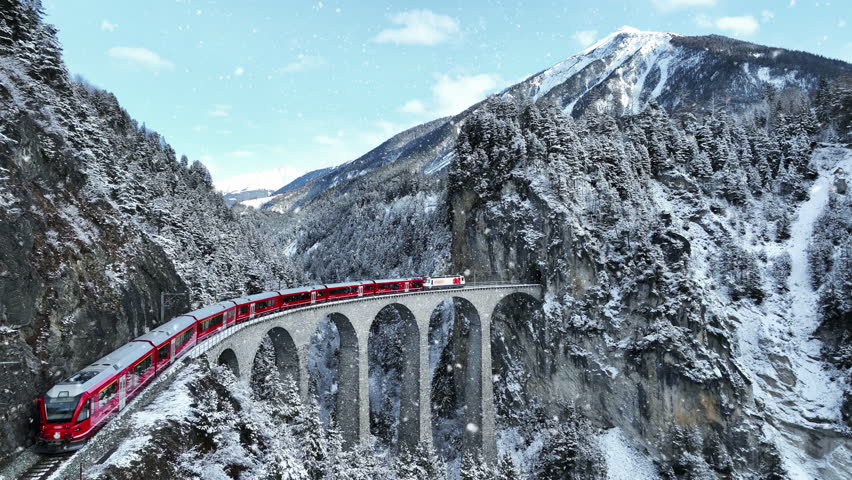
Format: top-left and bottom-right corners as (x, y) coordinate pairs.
(36, 275), (464, 452)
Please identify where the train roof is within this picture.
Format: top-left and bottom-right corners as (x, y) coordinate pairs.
(134, 316), (196, 346)
(374, 278), (420, 283)
(243, 291), (280, 303)
(45, 342), (153, 398)
(276, 286), (313, 296)
(183, 301), (233, 320)
(325, 282), (359, 289)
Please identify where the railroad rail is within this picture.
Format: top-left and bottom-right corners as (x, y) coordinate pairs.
(19, 452), (73, 480)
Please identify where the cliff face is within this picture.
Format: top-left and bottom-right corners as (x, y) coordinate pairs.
(451, 100), (852, 477)
(0, 0), (300, 462)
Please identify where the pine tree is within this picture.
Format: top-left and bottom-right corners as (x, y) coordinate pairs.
(396, 446), (428, 480)
(460, 452), (490, 480)
(266, 441), (310, 480)
(703, 431), (733, 475)
(536, 422), (581, 479)
(296, 396), (328, 479)
(496, 454), (521, 480)
(690, 150), (714, 181)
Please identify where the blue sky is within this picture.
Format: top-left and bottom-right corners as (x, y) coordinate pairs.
(42, 0), (851, 186)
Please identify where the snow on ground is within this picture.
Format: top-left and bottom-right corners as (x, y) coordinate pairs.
(83, 364), (201, 476)
(214, 165), (303, 195)
(679, 146), (852, 479)
(239, 195), (277, 209)
(496, 426), (545, 478)
(733, 147), (850, 428)
(598, 428), (659, 480)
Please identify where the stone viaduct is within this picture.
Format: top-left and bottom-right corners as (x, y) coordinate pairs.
(189, 284), (542, 461)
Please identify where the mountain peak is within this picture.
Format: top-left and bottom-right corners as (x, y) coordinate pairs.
(509, 28), (847, 118)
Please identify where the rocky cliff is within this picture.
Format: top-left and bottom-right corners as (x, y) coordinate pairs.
(0, 0), (300, 463)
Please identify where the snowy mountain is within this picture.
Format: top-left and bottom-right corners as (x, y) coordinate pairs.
(506, 25), (851, 117)
(265, 26), (850, 215)
(215, 165), (304, 207)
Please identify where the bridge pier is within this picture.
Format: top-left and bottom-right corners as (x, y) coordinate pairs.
(417, 319), (433, 447)
(479, 312), (496, 462)
(296, 343), (311, 403)
(357, 330), (370, 447)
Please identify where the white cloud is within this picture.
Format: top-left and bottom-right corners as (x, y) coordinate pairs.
(761, 10), (775, 23)
(715, 16), (759, 36)
(789, 0), (796, 6)
(653, 0), (716, 11)
(209, 104), (231, 118)
(839, 19), (847, 28)
(399, 99), (426, 114)
(432, 73), (502, 117)
(572, 30), (598, 47)
(278, 55), (327, 73)
(694, 14), (760, 36)
(107, 47), (174, 72)
(373, 10), (460, 46)
(693, 14), (714, 28)
(100, 19), (117, 32)
(234, 67), (244, 76)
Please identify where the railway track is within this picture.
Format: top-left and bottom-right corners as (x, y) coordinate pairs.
(19, 452), (74, 480)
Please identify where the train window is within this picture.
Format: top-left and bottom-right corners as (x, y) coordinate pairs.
(65, 370), (99, 384)
(177, 329), (193, 348)
(75, 399), (91, 423)
(364, 285), (374, 292)
(412, 281), (423, 288)
(256, 299), (275, 310)
(239, 305), (249, 315)
(134, 355), (152, 378)
(45, 393), (82, 423)
(201, 314), (223, 331)
(99, 381), (117, 409)
(288, 293), (310, 302)
(158, 344), (170, 361)
(391, 283), (401, 291)
(317, 290), (325, 297)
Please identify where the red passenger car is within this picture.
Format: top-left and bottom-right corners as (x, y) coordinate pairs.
(37, 275), (464, 452)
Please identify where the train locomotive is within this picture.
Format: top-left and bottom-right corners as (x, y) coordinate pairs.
(36, 275), (465, 452)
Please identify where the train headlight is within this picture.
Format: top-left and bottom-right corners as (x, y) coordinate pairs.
(53, 432), (60, 439)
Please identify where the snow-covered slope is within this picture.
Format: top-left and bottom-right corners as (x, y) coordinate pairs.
(215, 165), (304, 207)
(506, 26), (850, 117)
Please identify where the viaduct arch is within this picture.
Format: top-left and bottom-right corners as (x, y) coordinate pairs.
(197, 284), (542, 461)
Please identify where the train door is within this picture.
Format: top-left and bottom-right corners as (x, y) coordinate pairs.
(118, 376), (126, 410)
(404, 282), (410, 293)
(311, 291), (317, 304)
(226, 309), (235, 328)
(249, 303), (256, 320)
(358, 286), (364, 297)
